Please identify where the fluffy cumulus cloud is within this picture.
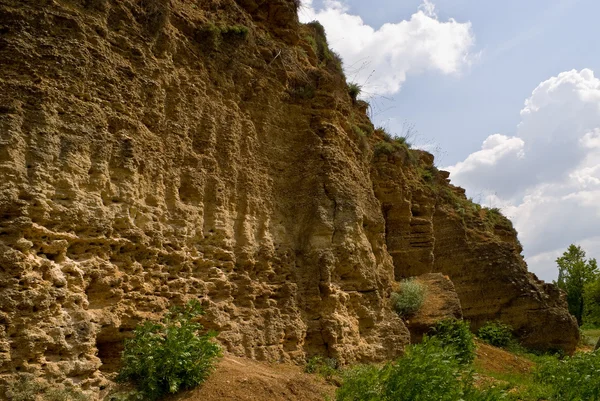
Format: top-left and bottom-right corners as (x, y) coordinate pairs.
(446, 69), (600, 281)
(298, 0), (475, 95)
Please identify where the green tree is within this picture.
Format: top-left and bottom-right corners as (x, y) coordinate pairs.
(584, 267), (600, 327)
(555, 244), (598, 325)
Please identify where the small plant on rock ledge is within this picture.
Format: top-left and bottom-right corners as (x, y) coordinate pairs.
(348, 82), (362, 102)
(391, 278), (426, 317)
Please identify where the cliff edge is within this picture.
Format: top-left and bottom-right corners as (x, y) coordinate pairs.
(0, 0), (577, 397)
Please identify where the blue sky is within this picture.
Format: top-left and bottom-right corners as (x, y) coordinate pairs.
(300, 0), (600, 281)
(319, 0), (598, 165)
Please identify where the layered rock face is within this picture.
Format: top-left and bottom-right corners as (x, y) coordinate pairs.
(0, 0), (578, 396)
(0, 0), (407, 393)
(372, 151), (579, 353)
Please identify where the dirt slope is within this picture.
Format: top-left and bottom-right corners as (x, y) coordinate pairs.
(166, 356), (336, 401)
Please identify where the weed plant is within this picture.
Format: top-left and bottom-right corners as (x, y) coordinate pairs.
(478, 321), (513, 348)
(116, 300), (221, 400)
(391, 279), (426, 317)
(430, 318), (476, 364)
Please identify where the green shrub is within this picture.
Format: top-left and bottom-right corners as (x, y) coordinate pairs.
(478, 321), (513, 348)
(116, 300), (221, 400)
(377, 127), (393, 142)
(352, 125), (367, 138)
(305, 356), (339, 380)
(393, 136), (411, 148)
(430, 318), (476, 364)
(391, 279), (426, 317)
(336, 338), (504, 401)
(382, 338), (471, 401)
(373, 141), (396, 156)
(348, 82), (362, 102)
(536, 350), (600, 400)
(220, 25), (249, 39)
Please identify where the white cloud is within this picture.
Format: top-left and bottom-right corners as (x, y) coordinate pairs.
(447, 69), (600, 281)
(298, 1), (475, 96)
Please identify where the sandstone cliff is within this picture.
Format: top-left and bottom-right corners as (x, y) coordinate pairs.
(0, 0), (577, 397)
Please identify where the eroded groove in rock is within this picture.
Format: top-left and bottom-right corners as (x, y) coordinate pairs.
(371, 149), (579, 354)
(0, 0), (408, 394)
(0, 0), (579, 396)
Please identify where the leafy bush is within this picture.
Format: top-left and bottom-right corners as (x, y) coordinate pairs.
(348, 82), (362, 102)
(536, 350), (600, 400)
(116, 300), (221, 400)
(305, 356), (339, 380)
(430, 318), (476, 364)
(478, 321), (513, 347)
(391, 279), (426, 317)
(381, 338), (471, 401)
(336, 338), (503, 401)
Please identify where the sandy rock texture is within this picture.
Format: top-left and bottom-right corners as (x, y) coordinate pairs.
(0, 0), (407, 395)
(404, 273), (463, 343)
(372, 149), (579, 353)
(0, 0), (578, 397)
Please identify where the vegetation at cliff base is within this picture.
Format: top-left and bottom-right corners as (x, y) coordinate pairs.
(114, 300), (221, 400)
(335, 320), (499, 401)
(335, 318), (600, 401)
(5, 374), (88, 401)
(478, 321), (514, 348)
(430, 318), (476, 364)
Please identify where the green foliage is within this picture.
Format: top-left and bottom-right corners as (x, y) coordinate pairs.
(373, 128), (413, 158)
(348, 82), (362, 102)
(373, 141), (396, 156)
(391, 279), (426, 316)
(585, 274), (600, 327)
(335, 364), (382, 401)
(419, 167), (435, 183)
(430, 318), (476, 364)
(116, 300), (221, 400)
(305, 21), (344, 73)
(475, 370), (551, 401)
(5, 374), (87, 401)
(536, 350), (600, 400)
(482, 207), (513, 231)
(336, 338), (504, 401)
(381, 338), (472, 401)
(555, 244), (599, 325)
(197, 23), (249, 50)
(305, 356), (339, 380)
(478, 321), (514, 348)
(220, 25), (249, 38)
(352, 125), (367, 138)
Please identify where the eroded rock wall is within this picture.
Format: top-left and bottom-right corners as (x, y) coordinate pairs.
(0, 0), (579, 396)
(0, 0), (408, 393)
(371, 149), (579, 353)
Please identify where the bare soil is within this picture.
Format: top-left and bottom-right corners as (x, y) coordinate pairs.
(474, 341), (533, 375)
(165, 356), (336, 401)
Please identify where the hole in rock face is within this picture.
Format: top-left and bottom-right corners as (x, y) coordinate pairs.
(96, 340), (123, 374)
